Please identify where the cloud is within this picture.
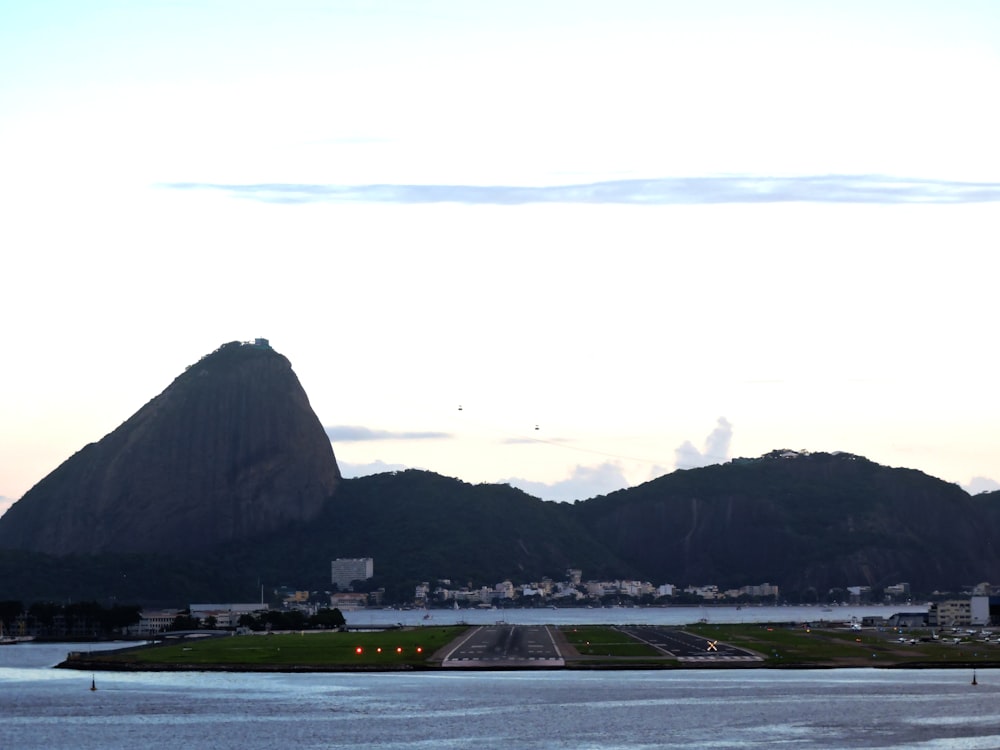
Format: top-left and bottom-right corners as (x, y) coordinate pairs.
(503, 462), (629, 502)
(674, 417), (733, 470)
(325, 425), (450, 442)
(339, 459), (409, 478)
(162, 175), (1000, 206)
(964, 476), (1000, 495)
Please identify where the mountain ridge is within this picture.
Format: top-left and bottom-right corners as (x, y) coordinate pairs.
(0, 342), (997, 603)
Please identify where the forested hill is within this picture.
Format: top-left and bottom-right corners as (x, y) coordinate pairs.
(1, 340), (998, 603)
(2, 453), (999, 604)
(573, 450), (1000, 594)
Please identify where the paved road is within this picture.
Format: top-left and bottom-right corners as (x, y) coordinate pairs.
(617, 625), (763, 663)
(441, 624), (565, 668)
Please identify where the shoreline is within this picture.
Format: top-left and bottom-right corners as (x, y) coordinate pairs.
(56, 659), (1000, 673)
(52, 621), (1000, 674)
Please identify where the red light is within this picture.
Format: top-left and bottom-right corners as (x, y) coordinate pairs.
(376, 647), (382, 653)
(396, 647), (403, 653)
(355, 647), (363, 654)
(416, 647), (422, 653)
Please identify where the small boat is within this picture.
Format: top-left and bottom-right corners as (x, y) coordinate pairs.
(0, 625), (18, 645)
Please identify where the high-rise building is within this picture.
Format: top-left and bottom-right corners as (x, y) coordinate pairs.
(330, 557), (374, 590)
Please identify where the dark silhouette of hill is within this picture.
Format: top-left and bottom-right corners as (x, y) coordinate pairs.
(1, 340), (999, 604)
(237, 470), (635, 594)
(2, 454), (998, 605)
(574, 450), (1000, 593)
(0, 341), (339, 556)
(0, 470), (629, 606)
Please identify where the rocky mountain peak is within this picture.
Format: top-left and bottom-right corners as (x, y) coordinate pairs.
(0, 340), (340, 555)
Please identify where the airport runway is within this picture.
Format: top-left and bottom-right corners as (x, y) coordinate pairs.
(440, 624), (565, 668)
(617, 625), (763, 663)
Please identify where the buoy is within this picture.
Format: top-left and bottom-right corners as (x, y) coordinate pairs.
(973, 668), (978, 686)
(90, 676), (97, 691)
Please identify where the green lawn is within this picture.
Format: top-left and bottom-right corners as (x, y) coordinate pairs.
(70, 623), (1000, 671)
(560, 626), (661, 657)
(102, 627), (467, 667)
(684, 623), (1000, 666)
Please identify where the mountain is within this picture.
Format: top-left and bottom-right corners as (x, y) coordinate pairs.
(284, 469), (634, 586)
(575, 450), (1000, 593)
(0, 341), (340, 556)
(2, 340), (1000, 604)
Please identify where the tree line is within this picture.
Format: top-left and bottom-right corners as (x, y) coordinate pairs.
(170, 607), (346, 632)
(0, 600), (141, 637)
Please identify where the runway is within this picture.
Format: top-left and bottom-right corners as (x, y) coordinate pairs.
(440, 624), (565, 668)
(616, 625), (763, 663)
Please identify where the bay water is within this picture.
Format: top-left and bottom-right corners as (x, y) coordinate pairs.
(5, 606), (996, 749)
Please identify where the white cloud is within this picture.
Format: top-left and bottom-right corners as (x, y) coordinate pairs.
(162, 175), (1000, 206)
(674, 418), (733, 470)
(338, 460), (409, 478)
(326, 426), (450, 442)
(504, 462), (629, 503)
(964, 477), (1000, 495)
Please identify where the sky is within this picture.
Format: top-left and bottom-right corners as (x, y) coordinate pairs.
(2, 0), (999, 514)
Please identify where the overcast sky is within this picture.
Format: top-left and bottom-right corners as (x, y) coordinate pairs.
(2, 0), (999, 514)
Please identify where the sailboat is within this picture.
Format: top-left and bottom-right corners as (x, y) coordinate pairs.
(0, 623), (18, 645)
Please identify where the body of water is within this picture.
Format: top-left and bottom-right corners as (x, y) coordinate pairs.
(3, 632), (995, 750)
(353, 604), (915, 629)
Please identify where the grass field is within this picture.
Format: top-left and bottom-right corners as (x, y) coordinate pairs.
(684, 623), (1000, 667)
(93, 627), (466, 668)
(63, 623), (1000, 671)
(560, 626), (661, 658)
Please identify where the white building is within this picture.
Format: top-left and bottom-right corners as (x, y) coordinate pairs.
(330, 593), (368, 610)
(127, 609), (181, 636)
(972, 596), (991, 626)
(740, 582), (780, 598)
(331, 557), (374, 590)
(685, 585), (720, 600)
(495, 580), (515, 599)
(190, 603), (268, 628)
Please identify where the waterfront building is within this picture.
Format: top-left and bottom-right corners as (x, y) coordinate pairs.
(331, 557), (374, 590)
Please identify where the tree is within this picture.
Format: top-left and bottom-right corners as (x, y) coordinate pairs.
(170, 613), (200, 630)
(0, 600), (23, 628)
(238, 613), (259, 630)
(28, 602), (59, 633)
(310, 608), (346, 629)
(99, 604), (142, 633)
(284, 609), (307, 630)
(65, 601), (103, 635)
